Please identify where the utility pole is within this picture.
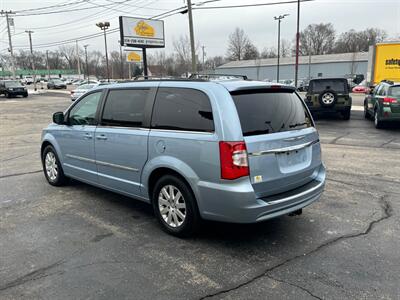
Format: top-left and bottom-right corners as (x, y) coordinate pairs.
(118, 41), (123, 79)
(25, 30), (37, 91)
(187, 0), (197, 74)
(201, 45), (206, 74)
(2, 10), (16, 79)
(83, 45), (89, 82)
(294, 0), (300, 88)
(46, 50), (50, 80)
(274, 14), (289, 82)
(75, 40), (81, 79)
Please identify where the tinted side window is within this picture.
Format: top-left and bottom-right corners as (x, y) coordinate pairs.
(102, 89), (149, 127)
(69, 92), (102, 125)
(151, 88), (214, 132)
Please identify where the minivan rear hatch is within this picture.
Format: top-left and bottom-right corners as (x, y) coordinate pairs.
(231, 87), (322, 198)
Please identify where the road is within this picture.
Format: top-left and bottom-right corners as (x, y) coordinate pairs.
(0, 92), (399, 299)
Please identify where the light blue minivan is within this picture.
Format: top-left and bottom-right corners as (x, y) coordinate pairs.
(41, 79), (325, 236)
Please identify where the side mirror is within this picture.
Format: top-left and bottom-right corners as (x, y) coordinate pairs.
(53, 112), (65, 125)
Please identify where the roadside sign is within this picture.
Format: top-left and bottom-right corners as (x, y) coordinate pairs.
(126, 50), (143, 63)
(119, 16), (165, 48)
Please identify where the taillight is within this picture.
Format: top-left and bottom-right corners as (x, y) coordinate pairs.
(383, 97), (397, 104)
(219, 141), (249, 180)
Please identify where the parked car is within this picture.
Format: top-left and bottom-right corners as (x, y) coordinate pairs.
(0, 80), (28, 98)
(364, 80), (400, 128)
(41, 80), (326, 237)
(47, 79), (67, 89)
(22, 76), (34, 85)
(70, 83), (99, 101)
(305, 78), (352, 120)
(297, 80), (309, 92)
(352, 80), (370, 94)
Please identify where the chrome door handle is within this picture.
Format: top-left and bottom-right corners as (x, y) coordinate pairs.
(83, 133), (92, 140)
(96, 135), (107, 140)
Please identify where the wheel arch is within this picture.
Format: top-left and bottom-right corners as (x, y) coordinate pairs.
(41, 134), (64, 164)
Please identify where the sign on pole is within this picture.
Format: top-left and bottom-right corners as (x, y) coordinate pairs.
(125, 50), (143, 63)
(119, 16), (165, 48)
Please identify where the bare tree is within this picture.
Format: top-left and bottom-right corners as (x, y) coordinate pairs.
(334, 28), (387, 53)
(280, 39), (292, 57)
(226, 27), (250, 61)
(299, 23), (336, 55)
(243, 42), (259, 60)
(173, 35), (198, 75)
(260, 47), (277, 58)
(59, 45), (76, 69)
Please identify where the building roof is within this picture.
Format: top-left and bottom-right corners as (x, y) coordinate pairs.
(217, 52), (369, 69)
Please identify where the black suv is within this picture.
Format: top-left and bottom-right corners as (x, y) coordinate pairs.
(0, 80), (28, 98)
(305, 78), (352, 120)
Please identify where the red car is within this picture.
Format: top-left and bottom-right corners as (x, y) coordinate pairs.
(352, 85), (370, 93)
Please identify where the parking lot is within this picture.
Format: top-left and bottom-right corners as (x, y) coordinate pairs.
(0, 91), (399, 299)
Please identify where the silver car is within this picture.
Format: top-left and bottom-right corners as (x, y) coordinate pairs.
(41, 80), (325, 237)
(70, 83), (98, 101)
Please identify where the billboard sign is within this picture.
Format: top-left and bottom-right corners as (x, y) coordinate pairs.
(126, 50), (143, 63)
(119, 16), (165, 48)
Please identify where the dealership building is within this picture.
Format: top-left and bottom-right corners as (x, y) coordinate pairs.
(215, 52), (368, 81)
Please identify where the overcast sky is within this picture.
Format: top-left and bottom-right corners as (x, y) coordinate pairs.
(1, 0), (400, 58)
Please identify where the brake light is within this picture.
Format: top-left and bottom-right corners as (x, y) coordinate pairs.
(383, 97), (397, 104)
(219, 141), (249, 180)
(270, 85), (281, 89)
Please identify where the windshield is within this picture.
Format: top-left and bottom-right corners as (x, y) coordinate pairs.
(231, 90), (313, 136)
(389, 86), (400, 98)
(5, 81), (23, 87)
(53, 80), (63, 84)
(309, 79), (347, 93)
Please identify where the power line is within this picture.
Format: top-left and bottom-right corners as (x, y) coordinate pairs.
(14, 0), (89, 13)
(192, 0), (314, 10)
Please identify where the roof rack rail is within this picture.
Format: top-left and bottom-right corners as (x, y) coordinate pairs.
(188, 73), (248, 80)
(380, 79), (394, 85)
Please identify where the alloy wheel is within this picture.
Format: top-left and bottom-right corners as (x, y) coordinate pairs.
(321, 92), (335, 105)
(45, 151), (58, 181)
(158, 185), (186, 228)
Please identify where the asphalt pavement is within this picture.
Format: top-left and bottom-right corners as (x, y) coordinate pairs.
(0, 92), (399, 299)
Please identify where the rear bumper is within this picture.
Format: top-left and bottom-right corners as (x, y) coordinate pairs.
(307, 104), (351, 113)
(197, 164), (326, 223)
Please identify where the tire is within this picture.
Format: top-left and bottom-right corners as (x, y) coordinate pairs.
(364, 102), (370, 119)
(42, 145), (68, 186)
(318, 89), (337, 108)
(342, 108), (351, 120)
(6, 92), (11, 98)
(374, 109), (383, 129)
(23, 93), (28, 98)
(152, 175), (200, 237)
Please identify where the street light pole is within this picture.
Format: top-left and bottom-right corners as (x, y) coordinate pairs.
(96, 22), (110, 82)
(83, 44), (89, 82)
(2, 10), (16, 79)
(25, 30), (37, 91)
(274, 14), (289, 82)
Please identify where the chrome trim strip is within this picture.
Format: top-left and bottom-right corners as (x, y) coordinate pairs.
(265, 180), (324, 205)
(150, 128), (215, 135)
(97, 125), (150, 131)
(249, 139), (319, 156)
(66, 154), (95, 163)
(283, 135), (306, 142)
(66, 154), (139, 172)
(96, 160), (139, 172)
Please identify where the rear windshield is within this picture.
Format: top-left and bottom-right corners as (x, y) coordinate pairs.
(5, 81), (23, 87)
(309, 80), (347, 93)
(388, 86), (400, 97)
(231, 90), (313, 136)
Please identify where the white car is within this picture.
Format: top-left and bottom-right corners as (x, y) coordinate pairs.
(70, 82), (109, 101)
(23, 77), (34, 85)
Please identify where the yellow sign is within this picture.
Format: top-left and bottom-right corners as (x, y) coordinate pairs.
(373, 43), (400, 83)
(134, 21), (155, 37)
(126, 51), (142, 63)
